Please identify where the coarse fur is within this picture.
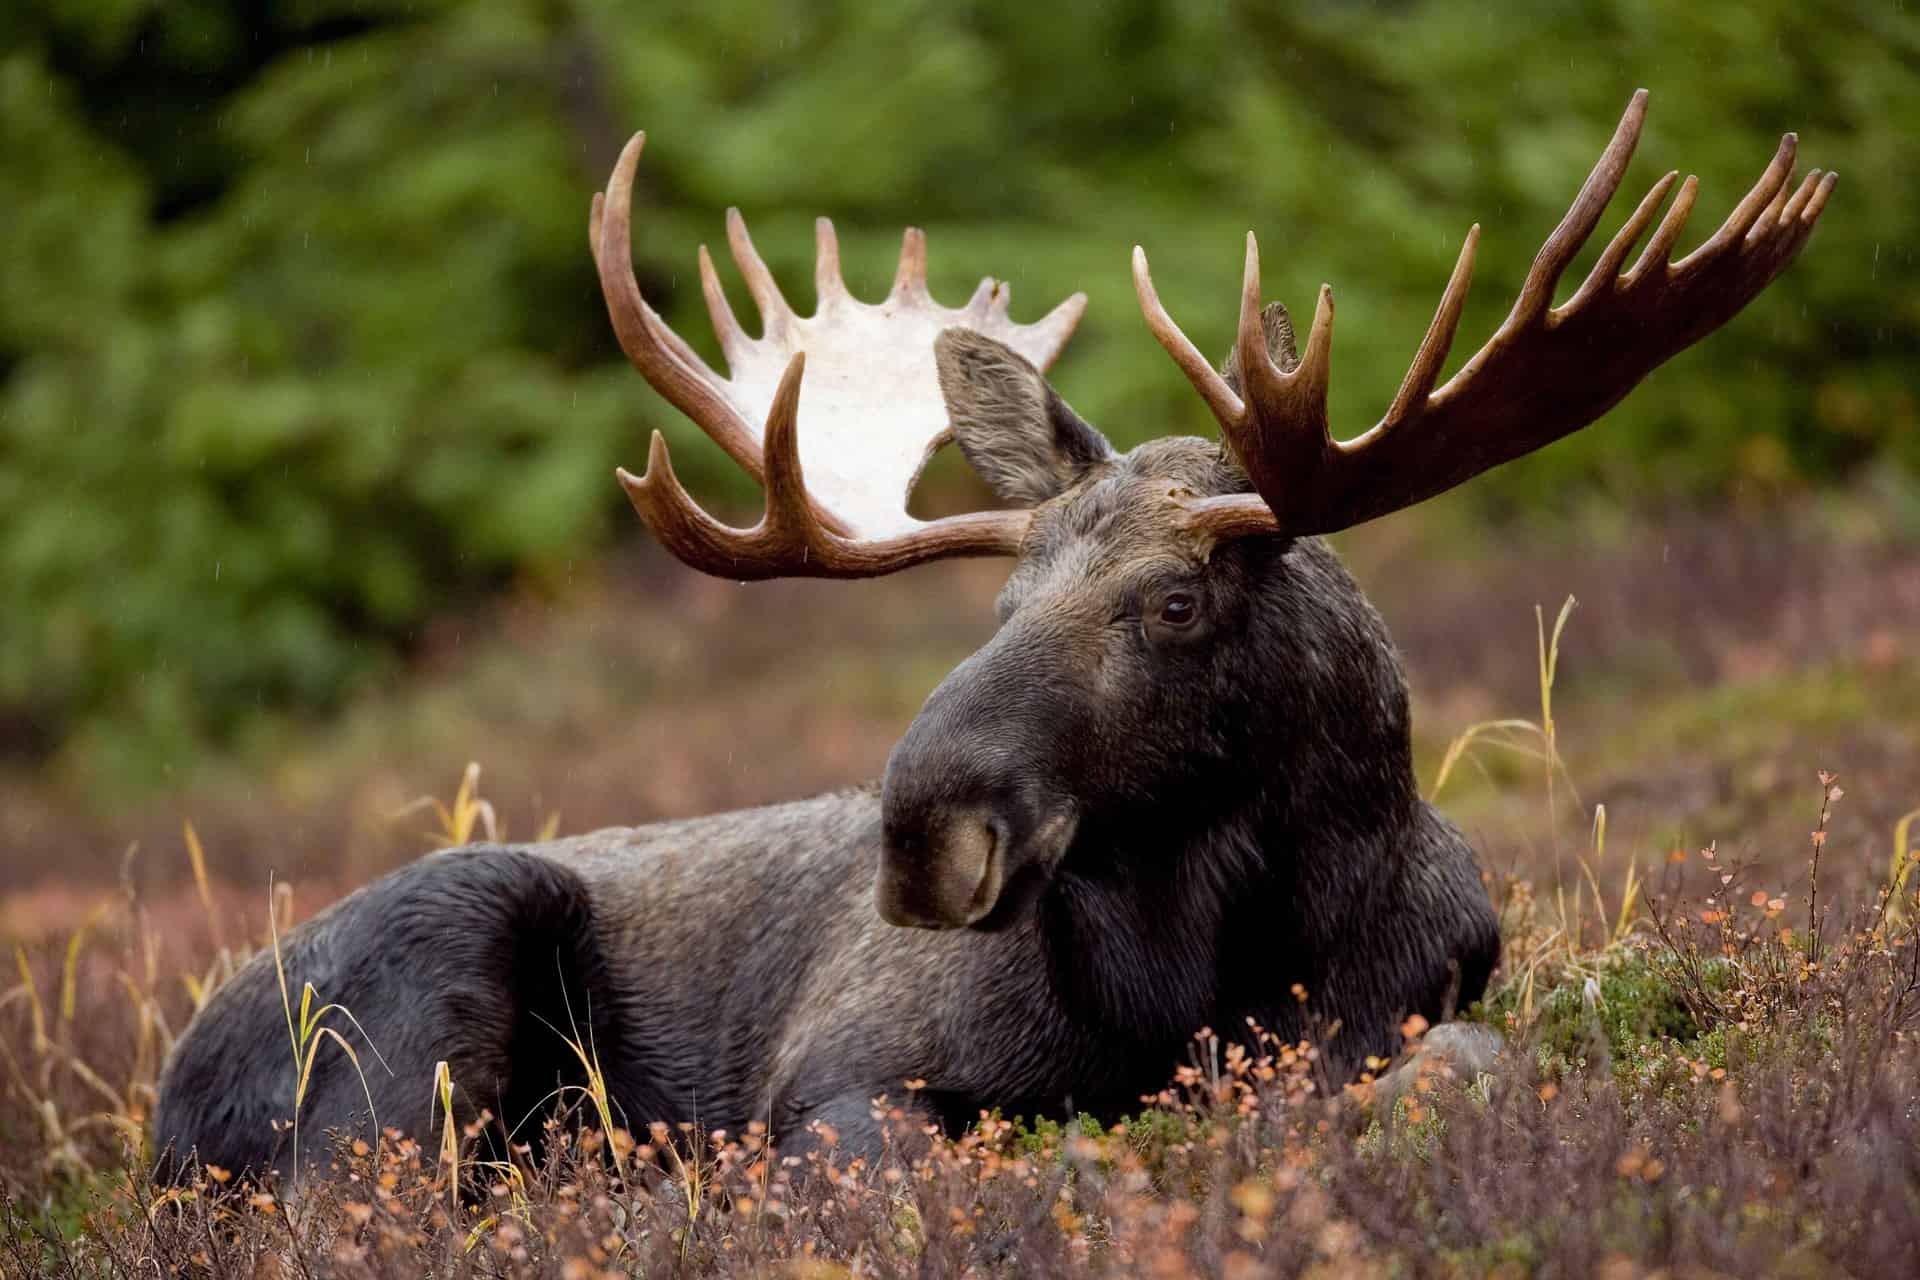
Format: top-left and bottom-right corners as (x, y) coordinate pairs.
(154, 321), (1500, 1179)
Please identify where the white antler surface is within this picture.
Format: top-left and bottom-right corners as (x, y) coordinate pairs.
(592, 131), (1086, 565)
(698, 216), (1083, 539)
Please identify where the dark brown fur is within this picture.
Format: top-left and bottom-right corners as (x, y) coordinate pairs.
(154, 322), (1499, 1178)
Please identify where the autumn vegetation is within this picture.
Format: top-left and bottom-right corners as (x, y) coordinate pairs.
(5, 575), (1919, 1274)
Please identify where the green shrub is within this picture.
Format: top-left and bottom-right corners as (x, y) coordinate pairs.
(4, 0), (1915, 780)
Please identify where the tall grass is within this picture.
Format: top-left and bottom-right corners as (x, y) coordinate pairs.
(268, 881), (389, 1182)
(1431, 596), (1646, 1025)
(1886, 804), (1920, 924)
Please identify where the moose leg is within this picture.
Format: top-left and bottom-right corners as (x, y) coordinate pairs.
(153, 847), (619, 1183)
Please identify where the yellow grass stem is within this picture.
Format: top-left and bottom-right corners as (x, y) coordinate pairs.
(13, 947), (48, 1053)
(1539, 596), (1576, 852)
(1429, 719), (1543, 798)
(184, 821), (226, 954)
(269, 879), (390, 1180)
(59, 903), (108, 1031)
(433, 1059), (460, 1213)
(1889, 807), (1920, 925)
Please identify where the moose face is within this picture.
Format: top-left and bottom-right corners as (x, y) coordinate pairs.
(875, 334), (1267, 929)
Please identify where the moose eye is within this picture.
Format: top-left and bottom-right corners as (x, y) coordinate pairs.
(1157, 592), (1198, 628)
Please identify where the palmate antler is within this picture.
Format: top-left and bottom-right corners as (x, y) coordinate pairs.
(590, 134), (1086, 578)
(1133, 88), (1836, 542)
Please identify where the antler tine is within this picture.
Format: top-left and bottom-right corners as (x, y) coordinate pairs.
(1625, 174), (1699, 286)
(1685, 132), (1795, 265)
(1131, 244), (1246, 427)
(1023, 290), (1091, 370)
(698, 243), (751, 363)
(616, 354), (829, 577)
(594, 133), (764, 481)
(1294, 284), (1337, 427)
(815, 217), (849, 307)
(1221, 233), (1338, 518)
(963, 277), (998, 322)
(725, 208), (796, 341)
(1776, 168), (1826, 229)
(1510, 88), (1646, 325)
(891, 228), (930, 301)
(616, 432), (757, 575)
(757, 351), (820, 548)
(591, 185), (723, 387)
(1559, 171), (1675, 315)
(1752, 164), (1796, 240)
(1232, 232), (1286, 409)
(1381, 224), (1479, 430)
(987, 279), (1013, 320)
(592, 193), (720, 406)
(1800, 170), (1838, 225)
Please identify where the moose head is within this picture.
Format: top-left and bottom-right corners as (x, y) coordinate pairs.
(589, 89), (1833, 931)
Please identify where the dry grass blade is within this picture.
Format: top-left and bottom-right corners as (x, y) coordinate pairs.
(270, 880), (391, 1179)
(389, 762), (557, 850)
(528, 999), (631, 1184)
(1888, 806), (1920, 925)
(393, 761), (502, 849)
(431, 1059), (460, 1213)
(12, 946), (49, 1053)
(58, 904), (108, 1033)
(1429, 597), (1582, 818)
(183, 822), (225, 955)
(1429, 718), (1549, 799)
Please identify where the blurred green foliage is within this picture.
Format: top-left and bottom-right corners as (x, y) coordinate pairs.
(2, 0), (1915, 782)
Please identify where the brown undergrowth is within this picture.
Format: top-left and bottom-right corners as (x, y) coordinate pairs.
(4, 607), (1920, 1274)
(3, 773), (1918, 1275)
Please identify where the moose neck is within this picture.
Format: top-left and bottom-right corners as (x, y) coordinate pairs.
(1037, 760), (1419, 1040)
(1034, 535), (1426, 1043)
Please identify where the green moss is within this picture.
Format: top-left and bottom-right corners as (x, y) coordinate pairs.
(1440, 1231), (1542, 1274)
(1001, 1110), (1109, 1161)
(1476, 945), (1728, 1084)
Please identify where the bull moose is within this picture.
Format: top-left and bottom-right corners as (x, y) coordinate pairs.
(154, 90), (1832, 1179)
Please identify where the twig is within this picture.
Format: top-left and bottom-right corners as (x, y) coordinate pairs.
(1808, 771), (1842, 968)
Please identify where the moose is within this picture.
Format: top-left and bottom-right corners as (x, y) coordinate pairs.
(155, 90), (1832, 1179)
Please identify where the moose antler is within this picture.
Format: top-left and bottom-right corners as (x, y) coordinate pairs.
(591, 133), (1087, 578)
(1133, 89), (1836, 542)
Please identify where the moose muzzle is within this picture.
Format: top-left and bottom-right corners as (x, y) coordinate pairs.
(875, 803), (1008, 928)
(876, 792), (1079, 929)
(878, 638), (1082, 929)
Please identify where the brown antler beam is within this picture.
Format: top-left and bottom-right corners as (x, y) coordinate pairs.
(1137, 89), (1835, 543)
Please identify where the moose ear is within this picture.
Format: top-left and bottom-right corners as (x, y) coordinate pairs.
(934, 329), (1114, 508)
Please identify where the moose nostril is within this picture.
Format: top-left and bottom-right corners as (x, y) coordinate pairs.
(957, 813), (1009, 921)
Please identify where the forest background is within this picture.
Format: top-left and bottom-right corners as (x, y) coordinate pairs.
(1, 0), (1915, 889)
